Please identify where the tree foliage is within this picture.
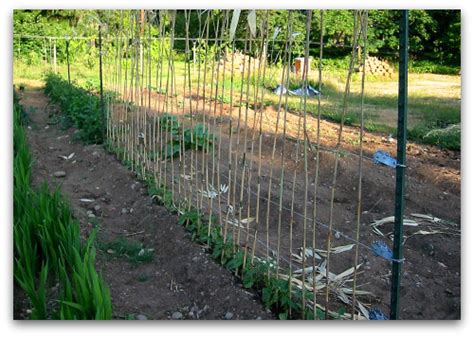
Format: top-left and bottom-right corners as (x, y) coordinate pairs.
(14, 9), (461, 68)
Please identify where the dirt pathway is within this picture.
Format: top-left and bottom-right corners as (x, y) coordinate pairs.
(20, 88), (273, 320)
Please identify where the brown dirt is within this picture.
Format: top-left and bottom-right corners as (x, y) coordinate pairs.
(17, 88), (274, 320)
(109, 87), (460, 320)
(17, 81), (461, 320)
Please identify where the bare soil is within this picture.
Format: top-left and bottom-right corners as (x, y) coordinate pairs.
(16, 82), (461, 320)
(109, 88), (460, 320)
(17, 88), (273, 320)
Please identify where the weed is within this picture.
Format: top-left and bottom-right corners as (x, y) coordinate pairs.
(98, 237), (154, 265)
(137, 274), (150, 282)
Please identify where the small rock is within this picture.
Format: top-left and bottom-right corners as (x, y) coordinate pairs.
(192, 256), (199, 262)
(334, 231), (341, 240)
(188, 311), (195, 319)
(224, 312), (233, 320)
(86, 210), (95, 218)
(136, 314), (147, 320)
(94, 205), (101, 212)
(121, 208), (128, 214)
(92, 151), (99, 157)
(171, 311), (183, 320)
(256, 316), (262, 320)
(53, 171), (66, 178)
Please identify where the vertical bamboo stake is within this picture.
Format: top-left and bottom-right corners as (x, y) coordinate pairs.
(209, 11), (229, 240)
(157, 11), (166, 189)
(253, 10), (270, 268)
(233, 28), (249, 265)
(276, 10), (294, 275)
(53, 39), (57, 73)
(206, 13), (222, 242)
(324, 11), (361, 319)
(99, 25), (106, 143)
(264, 11), (291, 269)
(184, 9), (195, 210)
(49, 37), (52, 69)
(240, 25), (256, 276)
(311, 9), (325, 320)
(66, 36), (71, 84)
(199, 12), (211, 213)
(351, 11), (368, 320)
(222, 36), (237, 262)
(168, 11), (177, 205)
(300, 9), (313, 319)
(244, 11), (269, 273)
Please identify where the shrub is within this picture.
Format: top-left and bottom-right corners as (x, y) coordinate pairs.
(44, 73), (104, 144)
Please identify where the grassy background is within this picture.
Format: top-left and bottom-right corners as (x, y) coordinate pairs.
(14, 58), (461, 150)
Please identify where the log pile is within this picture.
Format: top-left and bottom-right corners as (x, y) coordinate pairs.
(218, 51), (261, 74)
(358, 56), (394, 77)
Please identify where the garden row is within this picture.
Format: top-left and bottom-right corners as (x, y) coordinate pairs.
(13, 92), (112, 319)
(44, 72), (351, 320)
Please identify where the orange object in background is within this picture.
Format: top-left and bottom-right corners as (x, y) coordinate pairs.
(294, 57), (311, 77)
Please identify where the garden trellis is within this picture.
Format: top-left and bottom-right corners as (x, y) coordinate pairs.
(16, 9), (412, 320)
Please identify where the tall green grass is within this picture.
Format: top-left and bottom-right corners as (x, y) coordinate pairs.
(13, 92), (112, 319)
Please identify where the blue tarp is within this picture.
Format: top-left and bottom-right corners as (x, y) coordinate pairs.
(273, 84), (320, 97)
(369, 308), (389, 320)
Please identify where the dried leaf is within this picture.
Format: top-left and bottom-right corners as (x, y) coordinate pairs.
(247, 10), (257, 37)
(358, 302), (370, 320)
(334, 263), (362, 282)
(229, 10), (241, 41)
(240, 217), (255, 225)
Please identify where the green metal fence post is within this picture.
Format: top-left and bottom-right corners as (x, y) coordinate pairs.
(390, 9), (409, 320)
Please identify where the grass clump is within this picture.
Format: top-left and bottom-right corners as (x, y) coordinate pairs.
(98, 237), (154, 265)
(422, 124), (460, 150)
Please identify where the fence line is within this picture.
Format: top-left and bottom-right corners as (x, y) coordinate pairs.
(101, 9), (380, 320)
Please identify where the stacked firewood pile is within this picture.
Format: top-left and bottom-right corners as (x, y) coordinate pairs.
(358, 56), (394, 77)
(218, 50), (261, 74)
